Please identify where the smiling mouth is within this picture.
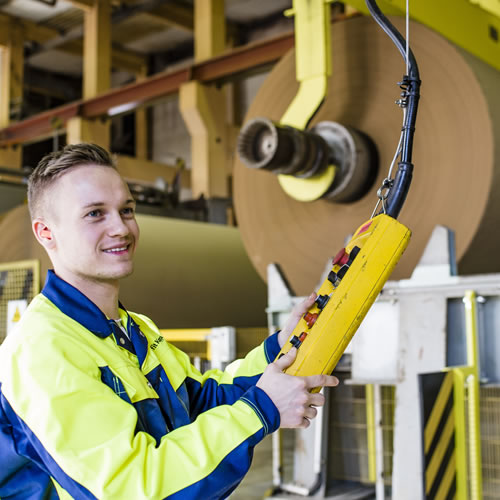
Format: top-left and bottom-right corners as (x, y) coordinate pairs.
(103, 244), (131, 254)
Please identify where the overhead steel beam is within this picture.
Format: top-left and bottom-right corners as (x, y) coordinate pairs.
(0, 32), (295, 146)
(29, 0), (169, 55)
(65, 0), (95, 12)
(0, 12), (146, 74)
(144, 3), (194, 32)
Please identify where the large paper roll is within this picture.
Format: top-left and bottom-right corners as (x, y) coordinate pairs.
(0, 205), (267, 328)
(234, 16), (500, 296)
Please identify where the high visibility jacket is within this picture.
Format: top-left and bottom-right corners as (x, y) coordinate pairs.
(0, 271), (280, 499)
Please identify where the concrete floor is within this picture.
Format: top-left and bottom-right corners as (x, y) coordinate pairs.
(230, 432), (376, 500)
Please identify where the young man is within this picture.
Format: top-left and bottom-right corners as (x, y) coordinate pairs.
(0, 143), (338, 499)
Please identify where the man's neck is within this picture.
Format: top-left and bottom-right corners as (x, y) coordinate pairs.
(54, 269), (120, 319)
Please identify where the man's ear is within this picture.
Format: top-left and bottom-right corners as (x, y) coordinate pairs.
(32, 219), (56, 250)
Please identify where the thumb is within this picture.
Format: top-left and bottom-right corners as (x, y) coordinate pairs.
(291, 293), (317, 321)
(274, 347), (297, 370)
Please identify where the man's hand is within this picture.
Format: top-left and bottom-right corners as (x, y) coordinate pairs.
(278, 293), (317, 348)
(256, 347), (339, 428)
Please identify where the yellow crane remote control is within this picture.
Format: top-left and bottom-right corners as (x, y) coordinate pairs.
(276, 214), (411, 388)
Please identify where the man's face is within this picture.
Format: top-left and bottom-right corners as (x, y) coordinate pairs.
(40, 164), (139, 286)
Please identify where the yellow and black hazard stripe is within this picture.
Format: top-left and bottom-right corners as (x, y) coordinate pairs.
(420, 370), (456, 500)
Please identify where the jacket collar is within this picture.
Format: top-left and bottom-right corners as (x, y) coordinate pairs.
(41, 270), (118, 339)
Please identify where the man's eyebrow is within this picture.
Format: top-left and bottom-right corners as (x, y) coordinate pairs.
(81, 199), (135, 209)
(82, 202), (105, 209)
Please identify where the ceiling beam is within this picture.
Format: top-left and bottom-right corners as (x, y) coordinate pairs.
(0, 12), (146, 74)
(33, 0), (170, 55)
(109, 47), (147, 74)
(143, 2), (240, 40)
(144, 3), (194, 32)
(65, 0), (95, 12)
(0, 32), (296, 146)
(112, 21), (162, 45)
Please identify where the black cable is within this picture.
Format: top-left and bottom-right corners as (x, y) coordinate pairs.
(365, 0), (421, 219)
(365, 0), (419, 80)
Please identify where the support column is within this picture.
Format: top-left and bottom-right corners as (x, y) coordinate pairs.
(67, 0), (111, 147)
(0, 22), (23, 167)
(83, 0), (110, 99)
(135, 65), (149, 160)
(66, 117), (110, 148)
(179, 81), (228, 198)
(179, 0), (229, 200)
(194, 0), (225, 62)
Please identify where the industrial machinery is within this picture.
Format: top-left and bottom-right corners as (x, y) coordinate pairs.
(236, 1), (498, 499)
(264, 225), (495, 500)
(1, 0), (499, 498)
(238, 0), (419, 386)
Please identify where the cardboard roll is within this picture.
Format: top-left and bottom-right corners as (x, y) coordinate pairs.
(0, 205), (267, 328)
(233, 16), (500, 296)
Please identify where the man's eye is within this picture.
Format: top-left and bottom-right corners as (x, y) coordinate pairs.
(122, 207), (135, 216)
(87, 210), (102, 217)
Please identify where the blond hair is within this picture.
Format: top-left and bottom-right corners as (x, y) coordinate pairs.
(28, 143), (116, 219)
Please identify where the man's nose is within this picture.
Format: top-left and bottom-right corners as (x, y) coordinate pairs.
(107, 212), (130, 237)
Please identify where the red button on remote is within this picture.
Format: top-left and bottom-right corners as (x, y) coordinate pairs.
(333, 248), (349, 266)
(304, 312), (318, 328)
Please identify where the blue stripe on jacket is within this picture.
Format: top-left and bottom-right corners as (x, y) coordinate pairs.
(0, 385), (97, 500)
(167, 385), (280, 499)
(185, 374), (261, 419)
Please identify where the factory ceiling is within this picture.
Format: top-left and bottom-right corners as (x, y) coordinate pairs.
(3, 0), (294, 52)
(0, 0), (295, 119)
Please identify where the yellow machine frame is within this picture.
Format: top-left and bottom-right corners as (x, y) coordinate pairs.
(278, 0), (337, 202)
(346, 0), (500, 72)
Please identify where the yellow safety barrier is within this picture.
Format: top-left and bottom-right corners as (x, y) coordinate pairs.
(463, 290), (483, 500)
(365, 384), (377, 483)
(420, 289), (483, 499)
(0, 259), (40, 343)
(160, 329), (213, 360)
(160, 327), (269, 365)
(445, 290), (483, 500)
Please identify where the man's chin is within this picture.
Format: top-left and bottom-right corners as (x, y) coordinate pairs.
(113, 265), (134, 280)
(94, 265), (134, 282)
(118, 268), (134, 280)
